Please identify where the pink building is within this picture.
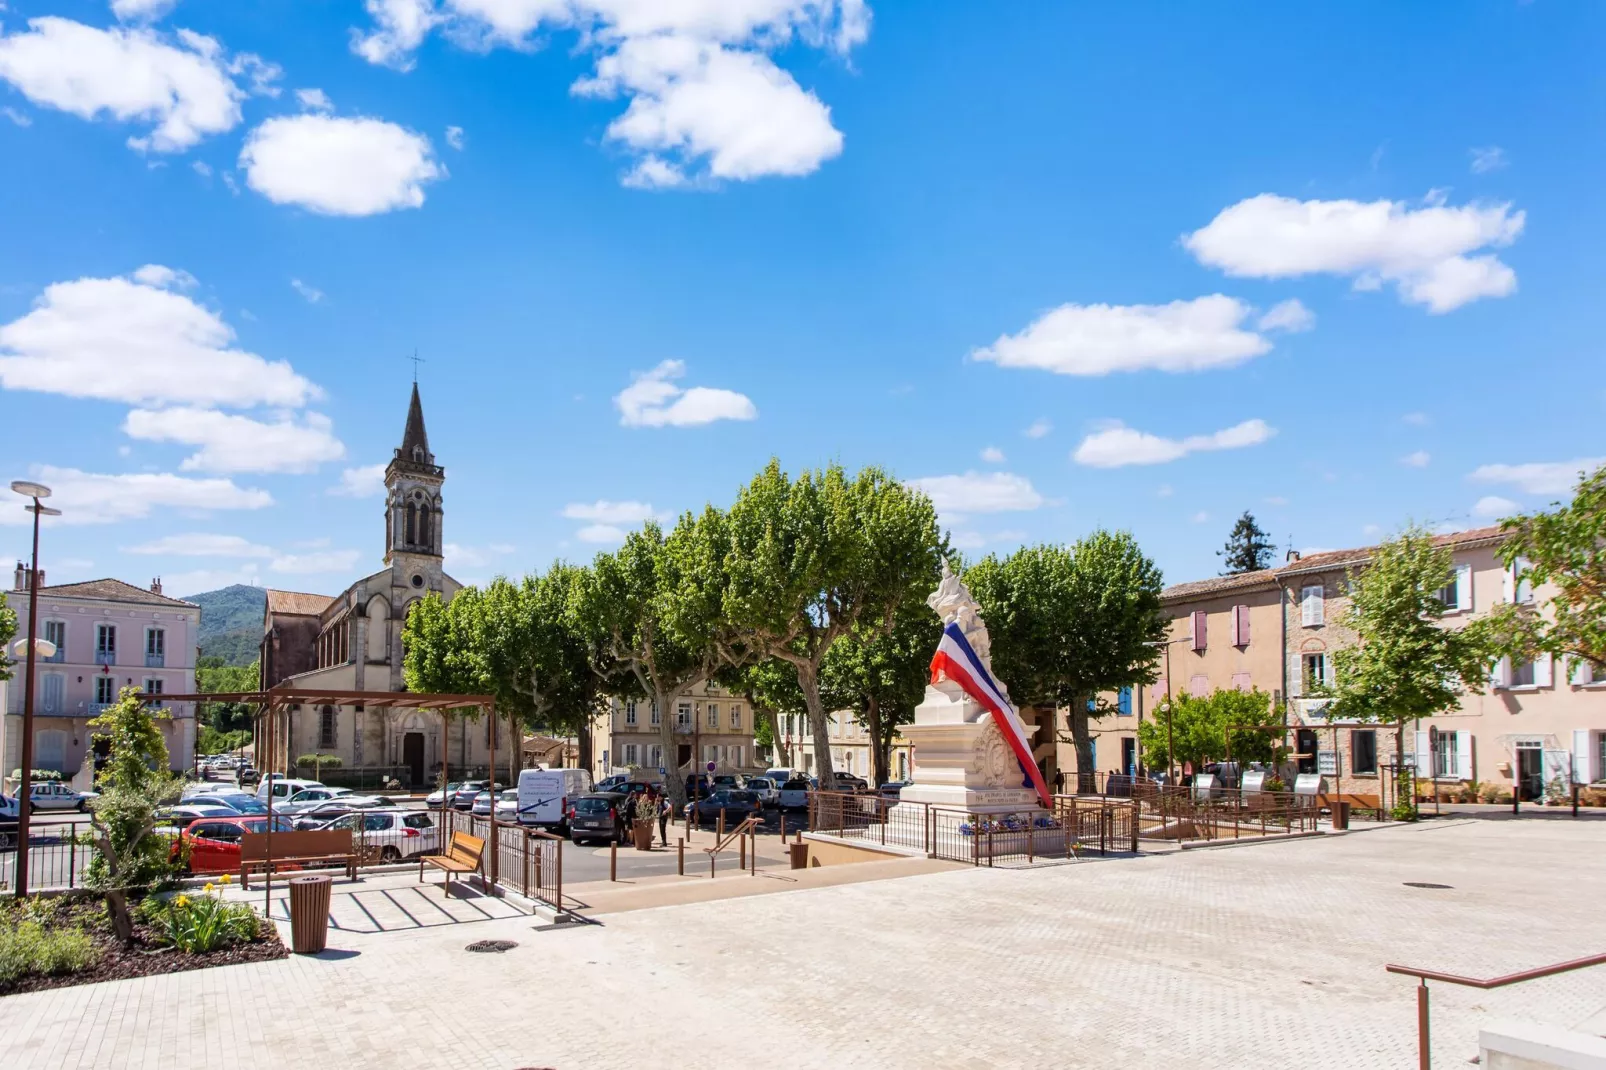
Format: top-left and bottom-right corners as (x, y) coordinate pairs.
(4, 565), (198, 778)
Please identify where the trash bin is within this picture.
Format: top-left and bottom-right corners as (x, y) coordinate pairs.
(288, 875), (332, 954)
(1332, 801), (1351, 831)
(789, 842), (809, 870)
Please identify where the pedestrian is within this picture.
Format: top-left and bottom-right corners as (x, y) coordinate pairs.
(1052, 768), (1065, 795)
(657, 787), (671, 846)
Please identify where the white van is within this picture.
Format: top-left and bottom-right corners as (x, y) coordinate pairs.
(255, 777), (322, 805)
(516, 768), (592, 831)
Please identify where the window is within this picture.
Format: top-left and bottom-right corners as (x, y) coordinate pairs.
(143, 678), (164, 696)
(1436, 564), (1472, 612)
(707, 704), (719, 728)
(1302, 653), (1328, 692)
(1496, 655), (1551, 689)
(95, 623), (116, 663)
(624, 701), (637, 726)
(1116, 688), (1132, 716)
(1231, 604), (1251, 648)
(677, 703), (691, 727)
(1230, 672), (1251, 693)
(43, 620), (65, 662)
(146, 627), (165, 657)
(1509, 558), (1535, 605)
(650, 702), (661, 726)
(731, 746), (743, 767)
(1431, 731), (1460, 779)
(41, 674), (64, 713)
(1190, 610), (1207, 652)
(1352, 730), (1377, 776)
(730, 705), (742, 730)
(319, 706), (336, 749)
(649, 745), (662, 768)
(703, 744), (717, 762)
(1510, 659), (1535, 688)
(623, 743), (638, 766)
(1301, 585), (1325, 627)
(95, 676), (116, 704)
(1188, 674), (1209, 697)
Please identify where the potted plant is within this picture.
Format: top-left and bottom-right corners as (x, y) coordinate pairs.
(630, 794), (657, 851)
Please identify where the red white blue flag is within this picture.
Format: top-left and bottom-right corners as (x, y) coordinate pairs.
(929, 622), (1052, 808)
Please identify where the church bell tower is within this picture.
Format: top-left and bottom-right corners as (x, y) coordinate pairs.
(384, 383), (445, 582)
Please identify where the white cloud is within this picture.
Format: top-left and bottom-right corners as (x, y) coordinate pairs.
(1072, 418), (1276, 468)
(352, 1), (863, 186)
(1256, 298), (1315, 333)
(1362, 523), (1382, 538)
(980, 446), (1005, 464)
(614, 360), (756, 427)
(1157, 484), (1174, 499)
(972, 295), (1280, 377)
(192, 159), (212, 178)
(1469, 146), (1507, 174)
(167, 565), (266, 598)
(948, 527), (1028, 551)
(1469, 458), (1606, 496)
(240, 114), (444, 216)
(443, 542), (513, 569)
(124, 532), (273, 557)
(0, 17), (263, 152)
(1472, 495), (1518, 519)
(1400, 450), (1431, 468)
(296, 87), (333, 113)
(577, 523), (627, 544)
(1022, 418), (1051, 439)
(562, 500), (663, 524)
(271, 549), (361, 574)
(444, 124), (464, 150)
(1190, 511), (1210, 524)
(1402, 411), (1430, 426)
(2, 106), (30, 126)
(328, 463), (387, 498)
(0, 465), (272, 525)
(0, 267), (318, 408)
(905, 472), (1044, 516)
(290, 278), (325, 303)
(122, 407), (346, 474)
(111, 0), (179, 22)
(1183, 193), (1525, 313)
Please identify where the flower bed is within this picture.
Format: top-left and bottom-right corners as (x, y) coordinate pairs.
(0, 881), (285, 997)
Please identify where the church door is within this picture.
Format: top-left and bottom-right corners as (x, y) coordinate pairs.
(403, 732), (425, 787)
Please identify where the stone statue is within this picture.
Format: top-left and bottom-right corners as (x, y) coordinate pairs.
(927, 561), (993, 669)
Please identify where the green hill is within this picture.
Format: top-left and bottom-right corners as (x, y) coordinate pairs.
(188, 585), (266, 666)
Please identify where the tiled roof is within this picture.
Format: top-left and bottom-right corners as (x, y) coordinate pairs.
(1162, 569), (1280, 602)
(265, 589), (334, 616)
(32, 578), (197, 608)
(1278, 525), (1506, 576)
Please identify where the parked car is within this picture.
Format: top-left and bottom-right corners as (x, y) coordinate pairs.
(175, 815), (297, 875)
(567, 792), (629, 845)
(744, 777), (779, 807)
(594, 773), (629, 793)
(517, 767), (593, 830)
(425, 782), (463, 807)
(191, 792), (268, 815)
(685, 789), (762, 825)
(155, 803), (242, 831)
(684, 774), (715, 799)
(277, 787), (375, 815)
(778, 778), (812, 810)
(236, 766), (261, 786)
(288, 799), (384, 830)
(315, 809), (438, 861)
(452, 781), (500, 810)
(764, 768), (804, 788)
(826, 771), (869, 792)
(713, 774), (740, 791)
(878, 781), (908, 801)
(255, 777), (323, 805)
(493, 789), (519, 823)
(25, 781), (96, 812)
(0, 794), (18, 848)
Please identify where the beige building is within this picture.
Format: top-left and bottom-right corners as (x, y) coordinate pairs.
(594, 682), (757, 781)
(778, 708), (914, 784)
(255, 385), (499, 788)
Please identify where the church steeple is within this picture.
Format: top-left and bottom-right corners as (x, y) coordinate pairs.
(384, 383), (444, 565)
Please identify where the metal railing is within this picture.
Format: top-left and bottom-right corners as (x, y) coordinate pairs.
(1386, 953), (1606, 1070)
(145, 653), (165, 668)
(94, 651), (115, 666)
(0, 829), (89, 892)
(437, 809), (565, 916)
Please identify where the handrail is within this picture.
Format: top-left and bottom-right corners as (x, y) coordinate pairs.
(705, 815), (761, 855)
(1387, 952), (1606, 1069)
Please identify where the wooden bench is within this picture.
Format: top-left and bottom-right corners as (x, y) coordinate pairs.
(419, 831), (485, 898)
(240, 829), (356, 889)
(1319, 793), (1385, 820)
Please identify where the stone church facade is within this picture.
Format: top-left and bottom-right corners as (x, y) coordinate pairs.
(257, 385), (504, 787)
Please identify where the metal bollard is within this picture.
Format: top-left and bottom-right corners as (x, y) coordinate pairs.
(718, 809), (726, 840)
(677, 838), (684, 876)
(739, 831), (746, 869)
(609, 840), (617, 882)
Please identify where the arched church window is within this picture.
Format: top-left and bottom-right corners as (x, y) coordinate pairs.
(319, 706), (336, 749)
(418, 504), (432, 551)
(405, 502), (416, 545)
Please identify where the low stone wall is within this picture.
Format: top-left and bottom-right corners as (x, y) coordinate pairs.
(1481, 1019), (1606, 1070)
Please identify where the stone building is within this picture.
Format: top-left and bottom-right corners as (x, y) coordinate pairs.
(255, 385), (505, 787)
(594, 682), (757, 781)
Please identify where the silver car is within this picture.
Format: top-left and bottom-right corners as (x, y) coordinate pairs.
(316, 809), (439, 861)
(744, 777), (779, 807)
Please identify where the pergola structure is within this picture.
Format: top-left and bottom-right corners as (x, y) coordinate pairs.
(138, 687), (500, 909)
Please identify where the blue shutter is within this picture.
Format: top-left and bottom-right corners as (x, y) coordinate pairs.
(1118, 688), (1132, 716)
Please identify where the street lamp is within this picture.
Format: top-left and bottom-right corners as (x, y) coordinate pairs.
(1145, 636), (1190, 784)
(11, 479), (59, 899)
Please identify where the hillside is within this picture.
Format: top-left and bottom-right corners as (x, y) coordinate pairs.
(189, 585), (266, 666)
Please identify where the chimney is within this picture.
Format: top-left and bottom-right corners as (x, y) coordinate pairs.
(151, 577), (163, 596)
(13, 561), (23, 591)
(1285, 549), (1302, 563)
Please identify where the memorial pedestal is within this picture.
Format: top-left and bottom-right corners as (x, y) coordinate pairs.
(896, 680), (1043, 815)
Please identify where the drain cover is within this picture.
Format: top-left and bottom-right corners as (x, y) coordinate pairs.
(466, 939), (519, 953)
(1403, 882), (1453, 890)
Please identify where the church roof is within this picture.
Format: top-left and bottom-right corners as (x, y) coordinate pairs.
(32, 577), (197, 608)
(265, 589), (335, 617)
(399, 382), (431, 462)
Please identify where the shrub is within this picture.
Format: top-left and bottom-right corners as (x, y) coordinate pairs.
(1478, 781), (1504, 804)
(145, 885), (259, 954)
(0, 918), (99, 986)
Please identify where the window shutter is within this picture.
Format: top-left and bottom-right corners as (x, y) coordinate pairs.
(1288, 654), (1304, 697)
(1493, 657), (1511, 689)
(1302, 585), (1324, 626)
(1534, 653), (1553, 687)
(1574, 730), (1593, 785)
(1569, 657), (1590, 687)
(1502, 565), (1515, 603)
(1323, 656), (1336, 688)
(1192, 610), (1207, 651)
(1414, 730), (1430, 776)
(1455, 732), (1472, 780)
(1455, 564), (1473, 611)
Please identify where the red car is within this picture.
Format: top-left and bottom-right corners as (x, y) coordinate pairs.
(174, 815), (297, 875)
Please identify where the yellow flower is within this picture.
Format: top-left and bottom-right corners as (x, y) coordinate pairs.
(219, 873), (232, 885)
(173, 895), (191, 909)
(203, 883), (215, 893)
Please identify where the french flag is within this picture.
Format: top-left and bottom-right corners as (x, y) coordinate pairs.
(929, 622), (1052, 808)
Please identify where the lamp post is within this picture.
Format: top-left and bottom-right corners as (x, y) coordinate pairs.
(10, 479), (59, 899)
(1145, 636), (1189, 784)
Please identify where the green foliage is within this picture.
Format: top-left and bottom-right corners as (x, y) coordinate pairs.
(0, 590), (16, 683)
(197, 725), (251, 755)
(1323, 528), (1495, 727)
(85, 689), (185, 913)
(295, 753), (343, 779)
(1484, 463), (1606, 671)
(819, 603), (934, 785)
(196, 657), (259, 734)
(1218, 511), (1275, 575)
(0, 907), (99, 986)
(1136, 688), (1284, 771)
(188, 584), (267, 665)
(966, 532), (1166, 779)
(141, 890), (260, 953)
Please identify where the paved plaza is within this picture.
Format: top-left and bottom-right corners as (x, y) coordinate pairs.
(3, 815), (1604, 1069)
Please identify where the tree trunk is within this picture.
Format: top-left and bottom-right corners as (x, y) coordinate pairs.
(576, 711), (593, 776)
(866, 696), (888, 787)
(799, 661), (834, 787)
(656, 688), (689, 811)
(1067, 702), (1094, 794)
(104, 889), (135, 946)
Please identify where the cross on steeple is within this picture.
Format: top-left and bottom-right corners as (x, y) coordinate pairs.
(409, 350), (425, 383)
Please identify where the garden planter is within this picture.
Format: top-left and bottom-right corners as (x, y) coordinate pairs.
(632, 820), (655, 851)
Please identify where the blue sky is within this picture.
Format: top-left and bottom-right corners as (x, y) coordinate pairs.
(1, 1), (1603, 599)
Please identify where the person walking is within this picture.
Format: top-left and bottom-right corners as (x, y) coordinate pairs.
(657, 788), (671, 846)
(1052, 768), (1066, 796)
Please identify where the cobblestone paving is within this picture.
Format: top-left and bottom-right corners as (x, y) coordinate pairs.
(3, 816), (1604, 1069)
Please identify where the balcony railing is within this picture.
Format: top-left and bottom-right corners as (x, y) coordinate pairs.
(145, 653), (165, 668)
(94, 651), (116, 666)
(43, 649), (65, 664)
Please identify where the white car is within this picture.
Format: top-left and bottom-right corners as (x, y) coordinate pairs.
(316, 809), (439, 861)
(26, 781), (96, 812)
(743, 777), (779, 807)
(279, 787), (381, 815)
(777, 778), (812, 810)
(493, 789), (519, 823)
(255, 777), (324, 804)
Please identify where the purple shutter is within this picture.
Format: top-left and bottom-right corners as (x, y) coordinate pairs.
(1192, 610), (1207, 652)
(1237, 604), (1250, 647)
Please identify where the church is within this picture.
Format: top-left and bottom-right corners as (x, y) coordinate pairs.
(257, 385), (503, 787)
